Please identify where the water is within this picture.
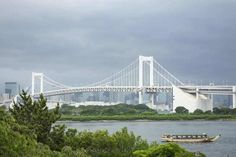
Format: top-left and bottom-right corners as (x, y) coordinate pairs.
(57, 120), (236, 157)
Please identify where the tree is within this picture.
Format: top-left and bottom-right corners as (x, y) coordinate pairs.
(232, 108), (236, 115)
(9, 90), (61, 144)
(193, 109), (204, 115)
(0, 105), (6, 111)
(0, 109), (90, 157)
(175, 106), (189, 114)
(112, 127), (149, 156)
(213, 107), (229, 115)
(213, 107), (221, 114)
(48, 125), (66, 151)
(204, 110), (212, 114)
(133, 143), (206, 157)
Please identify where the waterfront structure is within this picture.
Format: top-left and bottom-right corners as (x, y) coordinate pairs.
(5, 56), (236, 112)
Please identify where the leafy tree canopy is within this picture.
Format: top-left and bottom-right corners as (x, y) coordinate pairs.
(133, 143), (206, 157)
(175, 106), (189, 114)
(193, 109), (204, 115)
(9, 90), (61, 144)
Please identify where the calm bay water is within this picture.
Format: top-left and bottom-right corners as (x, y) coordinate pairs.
(57, 120), (236, 157)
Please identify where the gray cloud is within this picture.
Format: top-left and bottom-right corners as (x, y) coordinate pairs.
(1, 0), (236, 91)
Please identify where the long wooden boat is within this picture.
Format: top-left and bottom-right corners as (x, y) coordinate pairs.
(161, 134), (221, 143)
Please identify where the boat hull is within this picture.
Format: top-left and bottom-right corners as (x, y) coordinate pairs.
(161, 135), (221, 143)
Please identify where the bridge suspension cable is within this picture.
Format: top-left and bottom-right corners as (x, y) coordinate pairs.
(153, 59), (184, 86)
(86, 58), (139, 87)
(43, 75), (71, 89)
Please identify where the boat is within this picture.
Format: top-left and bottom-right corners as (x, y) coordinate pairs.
(161, 133), (221, 143)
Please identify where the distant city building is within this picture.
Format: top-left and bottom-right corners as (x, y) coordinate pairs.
(214, 95), (232, 108)
(5, 82), (19, 98)
(103, 92), (110, 102)
(125, 93), (137, 104)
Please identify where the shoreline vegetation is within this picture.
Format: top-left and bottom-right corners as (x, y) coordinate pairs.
(60, 114), (236, 121)
(59, 103), (236, 121)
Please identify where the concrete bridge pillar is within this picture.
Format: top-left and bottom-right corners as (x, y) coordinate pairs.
(196, 88), (199, 100)
(209, 94), (214, 111)
(233, 86), (236, 109)
(150, 93), (155, 106)
(138, 91), (143, 104)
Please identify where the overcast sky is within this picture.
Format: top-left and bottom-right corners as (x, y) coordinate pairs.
(0, 0), (236, 91)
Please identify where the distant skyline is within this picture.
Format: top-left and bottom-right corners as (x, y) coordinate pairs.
(1, 0), (236, 92)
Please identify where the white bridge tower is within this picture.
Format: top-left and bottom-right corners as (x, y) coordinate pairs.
(32, 72), (44, 95)
(138, 56), (154, 105)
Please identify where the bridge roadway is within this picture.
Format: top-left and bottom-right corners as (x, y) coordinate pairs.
(180, 85), (235, 95)
(33, 85), (235, 98)
(33, 86), (172, 97)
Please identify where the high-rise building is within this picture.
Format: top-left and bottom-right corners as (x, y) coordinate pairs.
(5, 82), (19, 98)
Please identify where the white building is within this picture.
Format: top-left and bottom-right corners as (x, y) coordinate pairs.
(173, 86), (212, 113)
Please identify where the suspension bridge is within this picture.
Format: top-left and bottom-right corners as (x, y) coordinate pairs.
(3, 56), (236, 112)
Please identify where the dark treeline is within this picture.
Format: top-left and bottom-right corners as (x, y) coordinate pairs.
(60, 103), (236, 116)
(58, 105), (236, 121)
(175, 106), (236, 115)
(60, 103), (156, 116)
(0, 91), (205, 157)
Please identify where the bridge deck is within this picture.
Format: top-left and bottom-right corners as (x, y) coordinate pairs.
(32, 85), (235, 97)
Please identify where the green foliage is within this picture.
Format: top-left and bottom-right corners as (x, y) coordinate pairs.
(64, 127), (149, 157)
(9, 91), (61, 144)
(213, 107), (236, 115)
(0, 100), (90, 157)
(65, 129), (114, 156)
(0, 105), (6, 111)
(175, 106), (189, 114)
(213, 107), (221, 114)
(61, 146), (90, 157)
(60, 103), (156, 116)
(48, 125), (66, 151)
(112, 127), (149, 156)
(0, 114), (33, 156)
(60, 104), (77, 115)
(204, 110), (212, 114)
(66, 128), (77, 137)
(61, 114), (236, 121)
(193, 109), (204, 115)
(133, 143), (206, 157)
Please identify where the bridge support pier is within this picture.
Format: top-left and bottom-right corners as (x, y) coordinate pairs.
(233, 86), (236, 109)
(139, 91), (143, 104)
(150, 93), (155, 106)
(210, 94), (214, 111)
(196, 88), (199, 100)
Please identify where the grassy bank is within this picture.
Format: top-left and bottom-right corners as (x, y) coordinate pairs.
(60, 114), (236, 121)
